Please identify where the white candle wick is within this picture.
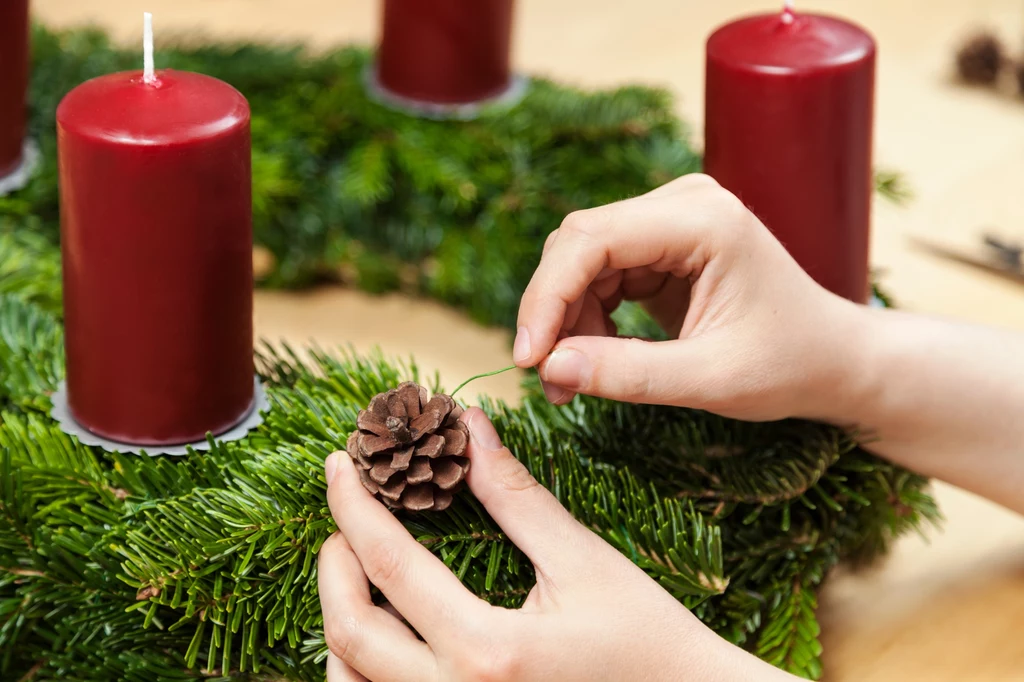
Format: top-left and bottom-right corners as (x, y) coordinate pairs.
(143, 12), (156, 84)
(782, 0), (795, 23)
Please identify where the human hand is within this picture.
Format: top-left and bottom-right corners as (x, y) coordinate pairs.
(513, 173), (869, 423)
(318, 407), (792, 681)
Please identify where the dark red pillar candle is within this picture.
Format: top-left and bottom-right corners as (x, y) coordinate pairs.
(376, 0), (515, 104)
(704, 8), (876, 303)
(0, 0), (30, 178)
(57, 70), (254, 446)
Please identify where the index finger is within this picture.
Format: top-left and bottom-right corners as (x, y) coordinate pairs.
(515, 191), (710, 368)
(325, 451), (488, 637)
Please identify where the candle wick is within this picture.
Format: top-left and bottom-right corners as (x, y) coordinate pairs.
(143, 12), (157, 85)
(782, 0), (795, 23)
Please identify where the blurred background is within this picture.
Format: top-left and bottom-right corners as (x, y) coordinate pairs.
(29, 0), (1024, 679)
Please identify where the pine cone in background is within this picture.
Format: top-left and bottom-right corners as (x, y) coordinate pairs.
(347, 382), (470, 512)
(955, 32), (1005, 85)
(1016, 60), (1024, 96)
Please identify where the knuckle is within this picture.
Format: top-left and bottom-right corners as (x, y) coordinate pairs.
(693, 188), (755, 245)
(542, 228), (560, 253)
(682, 172), (720, 189)
(319, 531), (347, 557)
(324, 614), (362, 666)
(622, 369), (652, 403)
(710, 188), (751, 224)
(363, 540), (404, 588)
(618, 341), (653, 401)
(460, 645), (521, 682)
(497, 457), (541, 495)
(559, 209), (602, 240)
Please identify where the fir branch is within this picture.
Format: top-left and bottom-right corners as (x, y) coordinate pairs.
(0, 298), (937, 680)
(0, 228), (63, 315)
(755, 566), (826, 680)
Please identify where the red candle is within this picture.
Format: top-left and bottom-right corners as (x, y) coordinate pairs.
(56, 48), (254, 445)
(0, 0), (30, 178)
(704, 6), (876, 303)
(376, 0), (515, 104)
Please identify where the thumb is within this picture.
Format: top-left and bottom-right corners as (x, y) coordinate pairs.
(459, 407), (599, 579)
(538, 336), (710, 407)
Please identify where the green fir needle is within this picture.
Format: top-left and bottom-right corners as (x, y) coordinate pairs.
(450, 365), (519, 398)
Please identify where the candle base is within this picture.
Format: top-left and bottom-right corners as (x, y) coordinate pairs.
(50, 375), (270, 456)
(363, 64), (529, 120)
(0, 138), (39, 196)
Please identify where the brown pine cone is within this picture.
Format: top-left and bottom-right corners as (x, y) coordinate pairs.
(955, 32), (1004, 85)
(346, 382), (470, 512)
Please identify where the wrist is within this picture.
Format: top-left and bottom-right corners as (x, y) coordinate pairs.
(796, 293), (885, 429)
(677, 628), (804, 681)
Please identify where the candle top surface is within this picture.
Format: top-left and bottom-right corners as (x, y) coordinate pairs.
(57, 70), (249, 146)
(707, 12), (875, 73)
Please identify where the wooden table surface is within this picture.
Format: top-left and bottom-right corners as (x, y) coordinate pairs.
(31, 0), (1024, 679)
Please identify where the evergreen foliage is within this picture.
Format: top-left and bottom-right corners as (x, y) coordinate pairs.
(0, 25), (936, 680)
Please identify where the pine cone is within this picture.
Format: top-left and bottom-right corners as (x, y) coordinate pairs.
(955, 32), (1004, 85)
(346, 382), (470, 512)
(1016, 60), (1024, 96)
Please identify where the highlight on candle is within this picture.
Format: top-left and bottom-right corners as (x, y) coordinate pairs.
(143, 12), (156, 84)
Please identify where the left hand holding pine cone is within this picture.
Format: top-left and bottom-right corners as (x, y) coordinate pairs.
(319, 406), (795, 681)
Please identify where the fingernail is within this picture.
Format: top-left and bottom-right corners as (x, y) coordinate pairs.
(469, 411), (504, 451)
(325, 453), (339, 485)
(542, 380), (572, 405)
(541, 348), (592, 391)
(513, 327), (532, 363)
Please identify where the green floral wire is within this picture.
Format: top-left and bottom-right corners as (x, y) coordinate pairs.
(450, 365), (519, 398)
